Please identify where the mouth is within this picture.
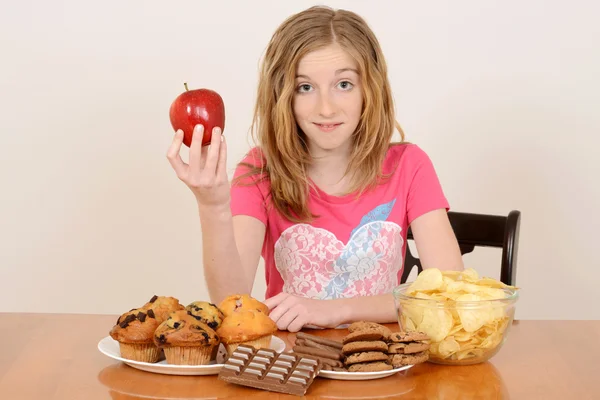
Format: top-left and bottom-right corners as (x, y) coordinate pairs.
(313, 122), (343, 132)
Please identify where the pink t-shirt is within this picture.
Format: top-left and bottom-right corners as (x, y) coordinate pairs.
(230, 144), (449, 300)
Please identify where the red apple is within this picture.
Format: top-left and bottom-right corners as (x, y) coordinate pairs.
(169, 83), (225, 147)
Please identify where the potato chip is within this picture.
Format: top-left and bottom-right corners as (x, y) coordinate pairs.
(448, 323), (463, 335)
(407, 268), (444, 293)
(402, 315), (417, 331)
(456, 294), (492, 332)
(476, 278), (517, 289)
(442, 276), (455, 288)
(447, 281), (485, 294)
(438, 336), (461, 358)
(440, 292), (462, 301)
(415, 308), (454, 342)
(440, 270), (462, 279)
(415, 292), (434, 300)
(460, 268), (479, 282)
(396, 268), (519, 364)
(480, 331), (503, 349)
(456, 348), (484, 360)
(400, 301), (425, 326)
(453, 330), (473, 342)
(475, 287), (507, 300)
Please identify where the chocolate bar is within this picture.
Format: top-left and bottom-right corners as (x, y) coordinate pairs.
(296, 337), (345, 356)
(218, 345), (322, 396)
(296, 332), (343, 349)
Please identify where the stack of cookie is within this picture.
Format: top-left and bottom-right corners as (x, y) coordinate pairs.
(342, 321), (430, 372)
(292, 332), (346, 371)
(291, 322), (430, 373)
(342, 321), (394, 372)
(387, 331), (430, 368)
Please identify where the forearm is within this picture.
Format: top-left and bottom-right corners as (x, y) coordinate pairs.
(198, 202), (250, 303)
(411, 209), (465, 272)
(335, 293), (398, 325)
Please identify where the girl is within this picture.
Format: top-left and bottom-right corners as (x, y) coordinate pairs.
(167, 6), (463, 332)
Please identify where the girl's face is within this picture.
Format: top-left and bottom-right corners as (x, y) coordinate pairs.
(292, 43), (363, 158)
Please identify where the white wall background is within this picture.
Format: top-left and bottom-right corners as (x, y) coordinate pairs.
(1, 0), (598, 319)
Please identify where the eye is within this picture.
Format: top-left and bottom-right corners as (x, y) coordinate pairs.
(297, 84), (313, 93)
(338, 81), (354, 90)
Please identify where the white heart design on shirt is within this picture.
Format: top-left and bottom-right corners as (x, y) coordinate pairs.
(274, 221), (403, 299)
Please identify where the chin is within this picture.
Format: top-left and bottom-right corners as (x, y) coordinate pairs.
(311, 140), (350, 153)
(308, 133), (350, 148)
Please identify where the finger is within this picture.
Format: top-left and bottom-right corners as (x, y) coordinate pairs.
(268, 304), (287, 324)
(189, 124), (205, 173)
(264, 293), (287, 311)
(203, 127), (222, 175)
(268, 298), (294, 324)
(275, 307), (301, 331)
(288, 313), (307, 333)
(200, 145), (209, 169)
(269, 295), (299, 326)
(216, 134), (228, 179)
(166, 130), (188, 178)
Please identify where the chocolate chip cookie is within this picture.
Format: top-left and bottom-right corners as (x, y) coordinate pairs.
(389, 331), (430, 343)
(348, 361), (393, 372)
(345, 351), (389, 365)
(347, 321), (392, 341)
(342, 340), (388, 355)
(389, 351), (429, 367)
(388, 342), (431, 354)
(343, 329), (386, 343)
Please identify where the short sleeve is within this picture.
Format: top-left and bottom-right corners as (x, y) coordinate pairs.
(406, 146), (450, 224)
(230, 149), (269, 226)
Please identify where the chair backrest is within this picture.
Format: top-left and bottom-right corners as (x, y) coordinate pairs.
(401, 210), (521, 286)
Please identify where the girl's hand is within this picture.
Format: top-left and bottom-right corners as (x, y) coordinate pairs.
(264, 293), (345, 332)
(167, 124), (230, 209)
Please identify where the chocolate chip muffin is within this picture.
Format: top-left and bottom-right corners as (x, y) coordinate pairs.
(218, 294), (269, 317)
(217, 309), (277, 356)
(153, 309), (220, 365)
(109, 308), (161, 363)
(185, 301), (225, 330)
(141, 295), (185, 323)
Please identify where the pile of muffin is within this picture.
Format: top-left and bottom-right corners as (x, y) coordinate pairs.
(109, 294), (277, 365)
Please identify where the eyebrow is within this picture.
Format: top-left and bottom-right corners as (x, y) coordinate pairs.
(296, 68), (359, 79)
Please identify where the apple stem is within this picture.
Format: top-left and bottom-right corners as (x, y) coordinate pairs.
(184, 82), (189, 91)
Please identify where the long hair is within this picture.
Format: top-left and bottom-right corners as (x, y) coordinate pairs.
(234, 6), (405, 223)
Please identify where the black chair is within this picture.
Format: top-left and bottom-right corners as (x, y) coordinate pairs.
(400, 210), (521, 286)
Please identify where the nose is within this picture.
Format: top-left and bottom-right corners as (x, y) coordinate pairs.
(317, 91), (336, 118)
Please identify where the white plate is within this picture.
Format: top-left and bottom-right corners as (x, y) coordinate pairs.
(318, 364), (413, 380)
(97, 336), (286, 376)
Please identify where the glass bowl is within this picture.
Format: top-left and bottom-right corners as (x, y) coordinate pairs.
(392, 282), (518, 366)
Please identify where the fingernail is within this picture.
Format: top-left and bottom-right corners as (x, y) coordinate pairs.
(215, 127), (221, 135)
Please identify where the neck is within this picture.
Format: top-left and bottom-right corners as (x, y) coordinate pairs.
(306, 145), (352, 195)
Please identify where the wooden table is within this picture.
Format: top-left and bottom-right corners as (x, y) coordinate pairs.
(0, 313), (598, 399)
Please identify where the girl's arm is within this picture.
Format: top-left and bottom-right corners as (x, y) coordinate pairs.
(199, 207), (265, 304)
(167, 125), (266, 304)
(409, 208), (464, 271)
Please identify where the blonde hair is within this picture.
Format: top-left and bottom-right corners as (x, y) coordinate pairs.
(234, 5), (405, 222)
